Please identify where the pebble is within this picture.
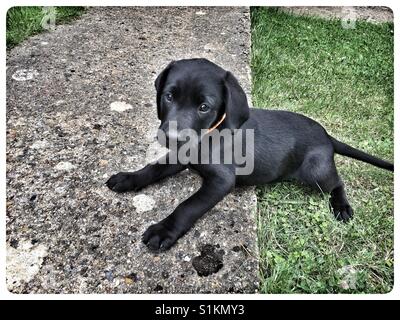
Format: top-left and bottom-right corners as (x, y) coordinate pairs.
(30, 140), (48, 149)
(105, 270), (113, 281)
(98, 159), (108, 167)
(54, 161), (76, 171)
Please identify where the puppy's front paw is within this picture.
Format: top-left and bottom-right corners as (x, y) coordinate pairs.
(106, 172), (140, 193)
(142, 222), (179, 251)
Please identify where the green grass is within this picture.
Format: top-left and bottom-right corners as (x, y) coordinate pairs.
(251, 7), (394, 293)
(6, 6), (85, 49)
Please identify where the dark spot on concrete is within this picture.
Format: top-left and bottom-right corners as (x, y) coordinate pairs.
(31, 239), (39, 245)
(232, 244), (250, 256)
(80, 266), (88, 276)
(16, 148), (28, 161)
(126, 272), (138, 282)
(29, 194), (37, 201)
(94, 214), (107, 222)
(93, 123), (102, 130)
(129, 226), (138, 233)
(161, 271), (169, 279)
(175, 251), (184, 260)
(232, 246), (241, 252)
(88, 138), (98, 145)
(154, 284), (163, 292)
(64, 72), (72, 80)
(192, 244), (224, 277)
(10, 238), (19, 248)
(55, 126), (66, 137)
(228, 287), (241, 293)
(104, 270), (113, 282)
(89, 244), (99, 252)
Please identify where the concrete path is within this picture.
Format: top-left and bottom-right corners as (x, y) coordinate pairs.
(6, 7), (258, 293)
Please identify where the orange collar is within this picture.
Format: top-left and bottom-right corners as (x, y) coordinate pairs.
(207, 113), (226, 133)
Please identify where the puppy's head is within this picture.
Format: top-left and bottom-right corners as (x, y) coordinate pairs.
(154, 58), (249, 147)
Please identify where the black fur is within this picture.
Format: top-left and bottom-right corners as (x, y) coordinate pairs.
(106, 58), (393, 251)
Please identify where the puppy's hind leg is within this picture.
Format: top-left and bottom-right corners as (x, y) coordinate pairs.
(298, 148), (353, 222)
(329, 184), (353, 222)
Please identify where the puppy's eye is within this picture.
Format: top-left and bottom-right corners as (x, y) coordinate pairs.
(165, 93), (173, 102)
(198, 104), (210, 113)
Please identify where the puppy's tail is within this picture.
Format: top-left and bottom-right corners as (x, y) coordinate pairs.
(330, 136), (393, 172)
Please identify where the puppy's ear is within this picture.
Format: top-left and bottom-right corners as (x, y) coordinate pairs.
(155, 61), (175, 119)
(223, 71), (250, 129)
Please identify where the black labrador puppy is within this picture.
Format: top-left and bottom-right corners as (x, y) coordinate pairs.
(106, 58), (393, 251)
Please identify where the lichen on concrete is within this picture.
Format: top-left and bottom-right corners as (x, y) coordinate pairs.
(6, 240), (48, 291)
(132, 194), (156, 213)
(110, 101), (133, 113)
(6, 7), (258, 293)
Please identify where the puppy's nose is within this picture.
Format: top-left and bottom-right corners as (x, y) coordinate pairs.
(159, 122), (180, 142)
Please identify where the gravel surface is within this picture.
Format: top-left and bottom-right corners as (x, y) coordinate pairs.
(6, 7), (258, 293)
